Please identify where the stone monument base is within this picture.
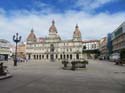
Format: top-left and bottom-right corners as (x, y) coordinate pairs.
(0, 73), (12, 80)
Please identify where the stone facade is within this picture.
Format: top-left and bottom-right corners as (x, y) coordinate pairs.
(83, 40), (99, 50)
(82, 40), (100, 59)
(17, 42), (26, 58)
(111, 22), (125, 53)
(26, 20), (84, 62)
(99, 37), (109, 59)
(0, 39), (11, 60)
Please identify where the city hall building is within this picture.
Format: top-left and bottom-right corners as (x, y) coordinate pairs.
(26, 20), (84, 62)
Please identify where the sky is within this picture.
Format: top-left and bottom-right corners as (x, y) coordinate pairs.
(0, 0), (125, 42)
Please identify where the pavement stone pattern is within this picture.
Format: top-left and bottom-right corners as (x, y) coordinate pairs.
(0, 60), (125, 93)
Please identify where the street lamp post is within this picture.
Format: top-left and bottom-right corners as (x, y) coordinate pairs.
(13, 33), (21, 66)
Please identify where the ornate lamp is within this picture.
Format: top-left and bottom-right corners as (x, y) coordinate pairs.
(13, 33), (21, 66)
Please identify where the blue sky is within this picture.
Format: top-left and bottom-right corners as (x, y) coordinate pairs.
(0, 0), (125, 42)
(0, 0), (125, 14)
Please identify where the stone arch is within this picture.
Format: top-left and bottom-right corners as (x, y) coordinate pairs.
(70, 54), (72, 60)
(67, 54), (69, 59)
(39, 55), (41, 60)
(46, 54), (48, 59)
(34, 55), (36, 60)
(37, 55), (39, 60)
(60, 54), (62, 59)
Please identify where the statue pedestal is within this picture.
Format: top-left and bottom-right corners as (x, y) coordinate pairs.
(0, 73), (12, 80)
(0, 62), (12, 80)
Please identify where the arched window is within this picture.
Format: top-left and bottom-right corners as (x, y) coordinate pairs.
(37, 55), (39, 60)
(70, 54), (72, 59)
(60, 54), (62, 59)
(42, 55), (44, 59)
(83, 45), (86, 50)
(64, 54), (65, 59)
(67, 55), (69, 59)
(34, 55), (36, 60)
(46, 54), (48, 59)
(70, 48), (72, 52)
(76, 54), (79, 59)
(39, 55), (41, 60)
(56, 54), (58, 59)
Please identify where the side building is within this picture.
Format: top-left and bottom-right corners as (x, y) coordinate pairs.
(99, 37), (109, 60)
(99, 33), (113, 60)
(26, 21), (84, 62)
(0, 39), (12, 61)
(111, 22), (125, 59)
(82, 40), (100, 59)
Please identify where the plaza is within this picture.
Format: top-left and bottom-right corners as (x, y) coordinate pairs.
(0, 60), (125, 93)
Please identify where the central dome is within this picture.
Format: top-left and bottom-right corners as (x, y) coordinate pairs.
(49, 20), (57, 33)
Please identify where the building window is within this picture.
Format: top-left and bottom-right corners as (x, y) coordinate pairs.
(60, 54), (62, 59)
(70, 48), (72, 52)
(50, 44), (54, 52)
(37, 55), (39, 60)
(76, 54), (79, 59)
(46, 54), (48, 59)
(67, 55), (69, 59)
(115, 27), (123, 37)
(94, 44), (96, 48)
(39, 55), (41, 60)
(64, 54), (65, 59)
(70, 54), (72, 59)
(34, 55), (36, 60)
(28, 54), (31, 60)
(56, 54), (58, 59)
(42, 55), (44, 59)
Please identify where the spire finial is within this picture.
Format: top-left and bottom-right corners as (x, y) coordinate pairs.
(76, 24), (78, 28)
(31, 28), (34, 32)
(52, 20), (55, 25)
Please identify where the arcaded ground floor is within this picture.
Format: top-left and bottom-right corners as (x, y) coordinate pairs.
(0, 60), (125, 93)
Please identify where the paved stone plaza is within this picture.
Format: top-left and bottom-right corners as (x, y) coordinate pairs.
(0, 60), (125, 93)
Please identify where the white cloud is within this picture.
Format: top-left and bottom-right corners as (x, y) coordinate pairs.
(31, 0), (55, 14)
(0, 9), (125, 43)
(75, 0), (113, 11)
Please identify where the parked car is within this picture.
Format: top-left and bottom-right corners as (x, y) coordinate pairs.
(109, 53), (120, 62)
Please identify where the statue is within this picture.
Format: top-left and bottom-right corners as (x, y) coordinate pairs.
(0, 63), (7, 76)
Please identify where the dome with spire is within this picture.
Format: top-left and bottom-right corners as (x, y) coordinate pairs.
(74, 24), (81, 36)
(73, 24), (82, 41)
(27, 29), (37, 43)
(49, 20), (57, 33)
